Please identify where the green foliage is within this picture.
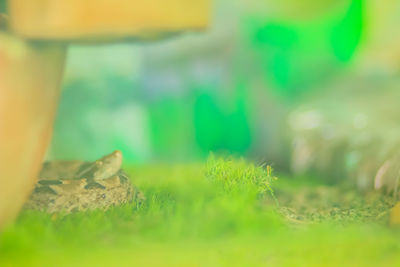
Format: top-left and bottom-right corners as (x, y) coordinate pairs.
(243, 0), (364, 98)
(194, 92), (252, 155)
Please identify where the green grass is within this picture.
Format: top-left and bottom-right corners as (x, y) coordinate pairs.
(1, 156), (400, 266)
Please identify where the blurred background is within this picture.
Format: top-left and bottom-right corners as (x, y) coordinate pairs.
(48, 0), (400, 181)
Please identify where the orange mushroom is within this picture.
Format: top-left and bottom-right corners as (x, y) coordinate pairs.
(8, 0), (211, 42)
(0, 1), (211, 229)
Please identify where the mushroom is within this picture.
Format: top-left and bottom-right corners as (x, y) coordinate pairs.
(0, 0), (211, 230)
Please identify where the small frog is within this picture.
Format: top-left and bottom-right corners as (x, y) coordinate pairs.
(25, 150), (142, 214)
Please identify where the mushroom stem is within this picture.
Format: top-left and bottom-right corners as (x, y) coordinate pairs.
(0, 31), (66, 230)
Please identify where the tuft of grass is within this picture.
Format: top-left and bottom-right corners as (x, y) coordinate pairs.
(206, 154), (278, 204)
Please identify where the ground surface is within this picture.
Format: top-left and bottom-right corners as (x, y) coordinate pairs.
(1, 157), (400, 266)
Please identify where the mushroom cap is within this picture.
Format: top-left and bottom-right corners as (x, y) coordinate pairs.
(7, 0), (211, 43)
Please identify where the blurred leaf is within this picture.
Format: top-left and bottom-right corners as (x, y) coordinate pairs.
(331, 0), (363, 62)
(0, 0), (7, 14)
